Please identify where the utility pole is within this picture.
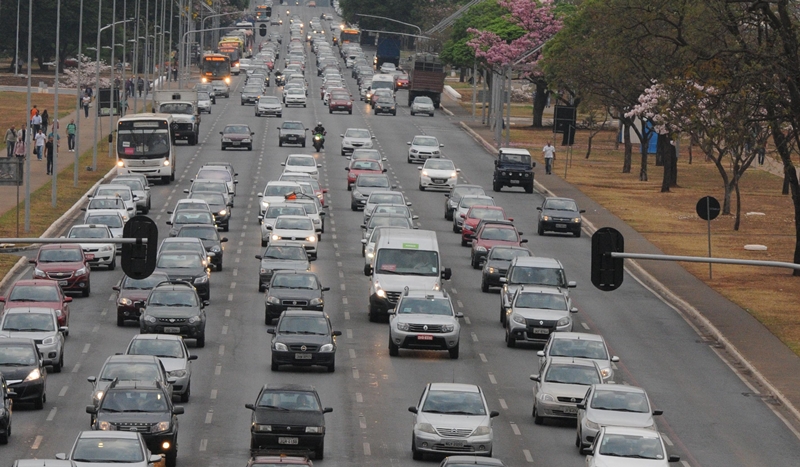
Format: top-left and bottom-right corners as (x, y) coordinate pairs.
(53, 0), (61, 207)
(74, 0), (84, 187)
(24, 0), (32, 232)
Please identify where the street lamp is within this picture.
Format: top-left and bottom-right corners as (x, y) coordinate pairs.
(354, 13), (423, 35)
(200, 12), (237, 54)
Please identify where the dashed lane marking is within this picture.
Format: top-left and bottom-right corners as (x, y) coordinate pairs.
(581, 322), (590, 330)
(523, 449), (533, 463)
(488, 373), (497, 384)
(356, 393), (363, 403)
(352, 368), (360, 379)
(479, 353), (487, 363)
(31, 435), (43, 449)
(363, 442), (371, 456)
(59, 386), (68, 397)
(510, 422), (521, 435)
(199, 439), (208, 451)
(211, 390), (217, 399)
(471, 332), (478, 342)
(82, 343), (91, 353)
(347, 329), (353, 339)
(499, 398), (508, 409)
(47, 407), (57, 421)
(215, 364), (222, 375)
(205, 411), (213, 424)
(349, 349), (356, 359)
(219, 345), (225, 356)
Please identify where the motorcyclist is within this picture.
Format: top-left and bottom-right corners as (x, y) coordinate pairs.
(312, 122), (326, 148)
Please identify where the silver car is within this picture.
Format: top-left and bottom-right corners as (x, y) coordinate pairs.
(538, 332), (619, 381)
(363, 190), (410, 222)
(124, 334), (197, 403)
(255, 95), (283, 117)
(211, 79), (230, 98)
(0, 307), (66, 371)
(340, 128), (375, 156)
(576, 384), (661, 453)
(586, 426), (679, 466)
(259, 203), (308, 247)
(530, 356), (603, 424)
(388, 290), (462, 359)
(453, 195), (494, 232)
(111, 175), (151, 213)
(411, 96), (436, 116)
(197, 91), (212, 114)
(56, 431), (162, 467)
(410, 383), (499, 459)
(505, 286), (577, 347)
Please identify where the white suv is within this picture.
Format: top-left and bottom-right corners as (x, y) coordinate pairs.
(388, 289), (462, 359)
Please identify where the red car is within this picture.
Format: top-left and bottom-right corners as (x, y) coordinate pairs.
(30, 244), (92, 297)
(309, 179), (329, 206)
(461, 205), (512, 246)
(345, 159), (386, 190)
(468, 220), (527, 269)
(394, 73), (409, 89)
(329, 91), (353, 114)
(0, 279), (72, 329)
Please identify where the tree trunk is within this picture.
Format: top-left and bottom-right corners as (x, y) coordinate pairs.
(670, 148), (678, 187)
(532, 78), (547, 128)
(585, 133), (594, 159)
(770, 125), (800, 275)
(733, 177), (742, 231)
(655, 134), (666, 167)
(639, 146), (649, 181)
(623, 121), (632, 173)
(659, 136), (674, 192)
(784, 172), (790, 195)
(459, 67), (466, 83)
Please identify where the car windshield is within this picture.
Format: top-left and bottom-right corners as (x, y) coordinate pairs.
(160, 243), (202, 255)
(192, 181), (226, 193)
(375, 249), (439, 276)
(509, 266), (566, 287)
(374, 206), (410, 217)
(515, 293), (568, 310)
(422, 390), (486, 415)
(287, 89), (305, 96)
(173, 212), (214, 224)
(123, 274), (168, 290)
(369, 194), (403, 205)
(397, 298), (452, 316)
(358, 176), (389, 188)
(96, 188), (131, 200)
(544, 199), (578, 211)
(425, 160), (455, 170)
(500, 153), (532, 165)
(157, 254), (203, 269)
(591, 390), (650, 413)
(176, 202), (208, 212)
(113, 179), (144, 192)
(197, 170), (231, 181)
(470, 208), (505, 221)
(88, 198), (124, 210)
(550, 338), (608, 360)
(149, 290), (197, 307)
(8, 285), (60, 302)
(261, 97), (281, 104)
(267, 206), (306, 218)
(271, 274), (318, 289)
(377, 97), (394, 104)
(352, 161), (381, 171)
(452, 187), (485, 201)
(72, 438), (145, 463)
(287, 156), (316, 167)
(38, 248), (83, 262)
(100, 389), (169, 412)
(128, 339), (185, 358)
(257, 391), (320, 411)
(275, 217), (313, 230)
(177, 226), (218, 240)
(352, 150), (381, 160)
(69, 227), (110, 239)
(292, 202), (318, 214)
(263, 246), (308, 261)
(243, 87), (262, 93)
(369, 216), (411, 229)
(99, 362), (159, 382)
(346, 129), (371, 138)
(488, 248), (530, 261)
(332, 93), (350, 100)
(278, 316), (329, 335)
(461, 197), (494, 209)
(3, 313), (55, 332)
(265, 184), (298, 196)
(544, 364), (601, 385)
(0, 344), (37, 364)
(480, 227), (517, 241)
(413, 137), (438, 147)
(598, 434), (664, 460)
(198, 92), (210, 100)
(86, 214), (123, 228)
(190, 193), (226, 207)
(160, 102), (194, 115)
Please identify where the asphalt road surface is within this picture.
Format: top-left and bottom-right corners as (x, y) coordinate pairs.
(4, 5), (800, 467)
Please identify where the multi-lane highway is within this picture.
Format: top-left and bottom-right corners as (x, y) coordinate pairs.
(4, 4), (800, 466)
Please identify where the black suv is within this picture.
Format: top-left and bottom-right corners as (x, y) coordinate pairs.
(493, 147), (535, 193)
(264, 272), (330, 324)
(87, 380), (184, 467)
(278, 121), (308, 147)
(245, 384), (332, 459)
(139, 281), (208, 347)
(268, 310), (341, 372)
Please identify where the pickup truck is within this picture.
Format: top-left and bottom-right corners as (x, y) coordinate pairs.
(153, 90), (201, 145)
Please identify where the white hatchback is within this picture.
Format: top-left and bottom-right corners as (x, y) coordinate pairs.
(266, 215), (318, 259)
(407, 135), (443, 163)
(418, 158), (459, 191)
(281, 154), (321, 180)
(340, 128), (374, 156)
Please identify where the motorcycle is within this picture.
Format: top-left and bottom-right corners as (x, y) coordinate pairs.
(313, 132), (326, 151)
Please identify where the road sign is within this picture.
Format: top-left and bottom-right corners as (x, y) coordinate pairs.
(122, 215), (158, 280)
(696, 196), (720, 221)
(591, 227), (625, 291)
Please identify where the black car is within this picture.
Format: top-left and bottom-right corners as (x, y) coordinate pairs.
(86, 355), (173, 422)
(245, 384), (332, 459)
(139, 281), (208, 347)
(0, 338), (46, 410)
(278, 121), (308, 147)
(493, 147), (535, 193)
(113, 272), (171, 326)
(481, 246), (532, 292)
(188, 192), (232, 231)
(87, 380), (183, 467)
(166, 209), (216, 237)
(264, 272), (330, 324)
(153, 250), (211, 301)
(174, 224), (228, 272)
(255, 242), (311, 292)
(241, 85), (264, 105)
(536, 196), (585, 237)
(268, 310), (341, 372)
(0, 374), (13, 443)
(374, 97), (397, 115)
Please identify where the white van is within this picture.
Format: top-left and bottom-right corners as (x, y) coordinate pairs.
(365, 229), (452, 322)
(370, 73), (396, 92)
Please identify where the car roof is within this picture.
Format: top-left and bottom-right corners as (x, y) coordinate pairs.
(550, 332), (604, 342)
(262, 383), (317, 392)
(272, 270), (316, 277)
(77, 430), (143, 440)
(13, 460), (76, 467)
(544, 196), (576, 202)
(84, 209), (125, 217)
(104, 354), (160, 364)
(161, 237), (204, 243)
(429, 382), (480, 393)
(511, 256), (563, 268)
(265, 241), (307, 248)
(403, 289), (448, 299)
(443, 456), (506, 466)
(517, 286), (565, 295)
(499, 147), (532, 156)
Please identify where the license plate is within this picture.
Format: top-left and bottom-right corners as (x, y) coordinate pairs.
(563, 406), (578, 414)
(295, 353), (312, 359)
(58, 280), (68, 286)
(510, 180), (520, 184)
(556, 223), (567, 228)
(417, 335), (434, 341)
(164, 327), (181, 334)
(278, 437), (299, 445)
(532, 328), (550, 334)
(444, 440), (465, 447)
(232, 141), (241, 145)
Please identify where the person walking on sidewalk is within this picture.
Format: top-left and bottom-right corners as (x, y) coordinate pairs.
(31, 111), (42, 136)
(34, 129), (46, 160)
(41, 109), (49, 134)
(82, 92), (91, 118)
(543, 142), (555, 175)
(5, 125), (16, 158)
(66, 119), (76, 152)
(45, 135), (55, 175)
(137, 76), (144, 97)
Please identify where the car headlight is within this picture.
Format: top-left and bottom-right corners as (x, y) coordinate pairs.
(584, 419), (600, 430)
(218, 209), (227, 216)
(319, 343), (334, 352)
(145, 315), (157, 323)
(542, 215), (550, 221)
(243, 139), (252, 143)
(557, 316), (571, 327)
(367, 252), (374, 259)
(305, 426), (324, 433)
(272, 234), (281, 241)
(375, 289), (386, 298)
(415, 422), (436, 434)
(260, 268), (268, 274)
(267, 296), (280, 305)
(42, 336), (56, 345)
(168, 369), (187, 378)
(94, 390), (104, 401)
(441, 324), (455, 333)
(600, 368), (612, 379)
(397, 322), (409, 331)
(538, 393), (555, 402)
(34, 268), (46, 278)
(352, 190), (363, 198)
(433, 150), (440, 155)
(307, 235), (316, 242)
(98, 420), (112, 431)
(573, 217), (582, 223)
(364, 141), (373, 148)
(154, 421), (171, 433)
(309, 297), (323, 306)
(410, 149), (418, 154)
(274, 342), (288, 351)
(450, 172), (457, 178)
(472, 425), (491, 436)
(261, 201), (270, 209)
(512, 313), (526, 324)
(210, 246), (221, 253)
(253, 423), (272, 432)
(100, 245), (112, 252)
(188, 315), (201, 324)
(476, 246), (487, 253)
(487, 267), (495, 274)
(76, 266), (87, 275)
(194, 275), (208, 284)
(23, 368), (42, 382)
(421, 170), (428, 176)
(222, 137), (231, 142)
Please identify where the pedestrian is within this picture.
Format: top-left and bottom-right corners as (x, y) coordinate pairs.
(82, 93), (91, 118)
(41, 109), (49, 134)
(29, 105), (38, 121)
(45, 135), (54, 175)
(31, 111), (42, 135)
(757, 146), (766, 165)
(137, 76), (144, 97)
(13, 131), (26, 158)
(172, 65), (178, 81)
(4, 125), (16, 158)
(543, 141), (555, 175)
(66, 119), (76, 152)
(34, 129), (46, 160)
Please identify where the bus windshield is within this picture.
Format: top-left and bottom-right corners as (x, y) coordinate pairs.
(201, 55), (231, 81)
(118, 129), (170, 159)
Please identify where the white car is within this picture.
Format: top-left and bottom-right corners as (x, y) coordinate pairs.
(285, 88), (307, 107)
(111, 175), (150, 213)
(379, 62), (397, 73)
(585, 426), (680, 466)
(288, 198), (326, 236)
(418, 158), (459, 191)
(56, 431), (163, 467)
(258, 181), (302, 217)
(407, 135), (443, 163)
(197, 91), (212, 114)
(259, 203), (308, 246)
(340, 128), (375, 156)
(194, 166), (237, 197)
(66, 224), (116, 269)
(255, 96), (283, 117)
(92, 184), (138, 214)
(83, 209), (125, 248)
(124, 334), (196, 403)
(363, 190), (409, 222)
(84, 196), (130, 223)
(410, 96), (436, 116)
(281, 154), (321, 180)
(266, 215), (318, 259)
(577, 384), (661, 454)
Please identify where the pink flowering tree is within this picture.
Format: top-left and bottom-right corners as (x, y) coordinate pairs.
(59, 54), (111, 89)
(466, 0), (562, 127)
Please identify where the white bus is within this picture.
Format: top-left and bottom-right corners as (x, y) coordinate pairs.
(116, 113), (176, 184)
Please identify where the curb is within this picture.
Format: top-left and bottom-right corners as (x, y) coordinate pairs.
(456, 119), (800, 423)
(0, 256), (29, 293)
(440, 104), (454, 117)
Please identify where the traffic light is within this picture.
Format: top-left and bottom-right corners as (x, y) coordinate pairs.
(259, 24), (267, 37)
(591, 227), (624, 291)
(122, 215), (159, 280)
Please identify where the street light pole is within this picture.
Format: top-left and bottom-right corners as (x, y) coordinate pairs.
(52, 0), (61, 208)
(74, 0), (83, 187)
(14, 0), (20, 75)
(200, 12), (236, 54)
(354, 13), (423, 35)
(24, 0), (32, 232)
(92, 0), (103, 171)
(108, 0), (117, 163)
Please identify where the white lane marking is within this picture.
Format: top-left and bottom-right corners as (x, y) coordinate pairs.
(342, 297), (348, 305)
(230, 282), (236, 289)
(347, 329), (353, 339)
(510, 422), (521, 435)
(363, 442), (371, 456)
(205, 411), (213, 424)
(199, 439), (208, 451)
(356, 392), (363, 403)
(359, 415), (367, 429)
(228, 293), (233, 301)
(59, 386), (68, 397)
(352, 368), (360, 379)
(108, 293), (115, 301)
(337, 262), (342, 267)
(232, 269), (238, 276)
(47, 407), (57, 421)
(31, 435), (44, 449)
(221, 325), (228, 335)
(82, 343), (91, 353)
(479, 353), (487, 363)
(215, 364), (222, 375)
(661, 433), (673, 446)
(339, 270), (344, 278)
(344, 311), (350, 320)
(499, 398), (508, 409)
(100, 309), (107, 316)
(464, 317), (471, 325)
(210, 389), (218, 399)
(456, 300), (464, 308)
(680, 462), (691, 467)
(225, 309), (231, 317)
(219, 345), (225, 356)
(450, 287), (458, 294)
(611, 362), (618, 370)
(72, 363), (80, 373)
(333, 243), (339, 249)
(471, 332), (478, 342)
(332, 234), (337, 239)
(92, 325), (99, 333)
(523, 449), (533, 463)
(581, 322), (590, 330)
(488, 373), (497, 384)
(349, 349), (356, 359)
(340, 283), (346, 291)
(235, 257), (240, 263)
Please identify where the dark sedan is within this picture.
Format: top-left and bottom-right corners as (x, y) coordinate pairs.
(0, 338), (47, 409)
(264, 272), (329, 324)
(113, 272), (170, 326)
(374, 96), (397, 116)
(255, 242), (311, 292)
(220, 124), (254, 151)
(278, 121), (308, 147)
(139, 281), (208, 347)
(536, 197), (585, 237)
(241, 85), (264, 105)
(174, 224), (228, 271)
(481, 246), (532, 292)
(153, 251), (211, 301)
(268, 310), (341, 372)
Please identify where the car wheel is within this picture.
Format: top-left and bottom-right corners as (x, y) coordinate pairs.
(575, 229), (582, 238)
(248, 145), (252, 151)
(410, 111), (415, 116)
(389, 338), (399, 356)
(493, 181), (501, 192)
(108, 256), (116, 270)
(82, 282), (91, 297)
(505, 327), (516, 348)
(165, 451), (177, 467)
(277, 114), (282, 118)
(500, 305), (506, 325)
(533, 403), (544, 425)
(34, 391), (45, 410)
(525, 183), (534, 194)
(279, 141), (283, 147)
(302, 141), (306, 147)
(327, 360), (335, 373)
(0, 426), (7, 444)
(221, 145), (226, 151)
(329, 108), (333, 113)
(349, 110), (352, 114)
(53, 351), (63, 373)
(412, 437), (423, 460)
(315, 440), (324, 460)
(196, 333), (205, 348)
(481, 278), (489, 293)
(407, 156), (412, 163)
(445, 209), (452, 221)
(261, 239), (268, 247)
(448, 344), (459, 359)
(351, 204), (358, 211)
(576, 429), (582, 448)
(537, 223), (544, 236)
(117, 314), (125, 326)
(180, 383), (190, 403)
(452, 221), (459, 233)
(271, 359), (279, 371)
(216, 262), (222, 272)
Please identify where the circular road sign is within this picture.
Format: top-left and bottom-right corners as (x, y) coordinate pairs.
(696, 196), (721, 221)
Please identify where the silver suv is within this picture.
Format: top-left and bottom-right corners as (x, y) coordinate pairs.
(388, 289), (462, 359)
(500, 256), (575, 323)
(504, 286), (577, 348)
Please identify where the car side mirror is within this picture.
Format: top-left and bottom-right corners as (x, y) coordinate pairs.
(173, 406), (185, 415)
(653, 410), (663, 416)
(489, 410), (499, 418)
(611, 356), (620, 362)
(577, 403), (586, 410)
(64, 296), (73, 302)
(530, 374), (540, 382)
(55, 454), (67, 460)
(60, 326), (69, 334)
(188, 355), (198, 361)
(440, 144), (444, 147)
(333, 330), (342, 337)
(340, 134), (344, 137)
(536, 207), (542, 211)
(202, 300), (210, 307)
(183, 189), (189, 193)
(344, 167), (350, 171)
(568, 281), (577, 288)
(86, 405), (97, 414)
(459, 214), (465, 219)
(520, 239), (529, 244)
(28, 259), (36, 264)
(251, 132), (255, 136)
(364, 265), (372, 276)
(221, 237), (228, 242)
(412, 215), (419, 220)
(149, 455), (163, 464)
(255, 255), (263, 260)
(322, 287), (331, 292)
(455, 312), (464, 318)
(219, 132), (223, 135)
(166, 221), (172, 225)
(586, 435), (595, 443)
(499, 277), (507, 283)
(245, 403), (256, 411)
(406, 142), (411, 145)
(668, 456), (681, 463)
(442, 268), (452, 280)
(281, 163), (286, 166)
(570, 307), (578, 313)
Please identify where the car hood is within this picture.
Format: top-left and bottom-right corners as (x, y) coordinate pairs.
(540, 381), (593, 399)
(414, 103), (434, 109)
(280, 129), (306, 136)
(284, 166), (317, 174)
(393, 314), (456, 327)
(354, 186), (389, 197)
(242, 91), (261, 96)
(588, 409), (655, 429)
(273, 228), (315, 239)
(485, 259), (512, 270)
(411, 145), (439, 152)
(375, 274), (438, 292)
(259, 102), (282, 108)
(330, 98), (352, 105)
(222, 133), (250, 141)
(36, 261), (86, 272)
(0, 330), (59, 341)
(96, 412), (170, 425)
(253, 408), (325, 426)
(72, 461), (149, 467)
(267, 288), (320, 300)
(145, 305), (202, 318)
(542, 208), (579, 219)
(345, 137), (372, 144)
(274, 334), (331, 347)
(0, 364), (38, 382)
(157, 357), (188, 373)
(261, 259), (310, 271)
(422, 168), (455, 178)
(514, 308), (569, 320)
(590, 456), (669, 467)
(417, 412), (489, 431)
(476, 239), (521, 250)
(153, 267), (206, 280)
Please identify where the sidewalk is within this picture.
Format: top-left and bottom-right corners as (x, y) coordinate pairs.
(442, 93), (800, 424)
